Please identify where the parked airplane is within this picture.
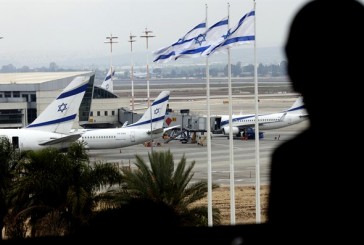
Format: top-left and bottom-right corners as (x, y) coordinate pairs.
(77, 90), (172, 149)
(0, 76), (89, 151)
(216, 96), (308, 137)
(100, 66), (114, 92)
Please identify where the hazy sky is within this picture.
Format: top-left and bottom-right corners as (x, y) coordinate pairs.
(1, 0), (353, 68)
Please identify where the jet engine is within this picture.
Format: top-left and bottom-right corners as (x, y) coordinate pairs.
(222, 126), (240, 136)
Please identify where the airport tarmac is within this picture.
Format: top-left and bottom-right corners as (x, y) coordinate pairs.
(86, 94), (309, 186)
(113, 78), (299, 117)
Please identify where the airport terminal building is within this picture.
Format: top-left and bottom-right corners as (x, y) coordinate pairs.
(0, 72), (132, 129)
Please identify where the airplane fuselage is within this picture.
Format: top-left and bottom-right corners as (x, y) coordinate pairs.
(79, 128), (163, 149)
(219, 108), (308, 136)
(0, 129), (73, 151)
(259, 113), (306, 130)
(224, 112), (307, 130)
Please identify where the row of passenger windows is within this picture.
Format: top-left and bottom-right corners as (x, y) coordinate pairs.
(237, 119), (277, 122)
(82, 135), (116, 139)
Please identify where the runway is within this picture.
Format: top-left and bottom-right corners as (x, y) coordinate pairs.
(86, 121), (308, 186)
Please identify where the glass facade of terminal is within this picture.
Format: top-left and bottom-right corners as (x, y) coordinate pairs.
(0, 72), (120, 128)
(78, 74), (95, 123)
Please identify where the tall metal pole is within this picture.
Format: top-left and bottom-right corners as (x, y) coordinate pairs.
(140, 28), (155, 152)
(226, 3), (236, 225)
(140, 28), (155, 107)
(128, 33), (137, 114)
(104, 33), (118, 68)
(204, 4), (213, 227)
(253, 0), (261, 223)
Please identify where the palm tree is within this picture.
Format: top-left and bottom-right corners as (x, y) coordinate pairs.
(8, 142), (123, 237)
(114, 149), (221, 226)
(9, 146), (70, 237)
(0, 137), (25, 240)
(64, 142), (123, 234)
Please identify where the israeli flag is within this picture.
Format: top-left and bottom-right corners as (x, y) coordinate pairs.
(175, 16), (229, 60)
(153, 21), (206, 63)
(203, 10), (255, 57)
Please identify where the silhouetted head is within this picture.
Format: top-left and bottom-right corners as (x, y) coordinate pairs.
(285, 0), (364, 123)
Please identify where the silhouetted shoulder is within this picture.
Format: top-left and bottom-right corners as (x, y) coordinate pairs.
(268, 1), (364, 243)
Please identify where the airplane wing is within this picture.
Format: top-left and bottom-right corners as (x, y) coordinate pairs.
(163, 125), (181, 133)
(148, 124), (181, 135)
(39, 134), (82, 146)
(278, 112), (287, 121)
(121, 121), (128, 127)
(148, 128), (164, 135)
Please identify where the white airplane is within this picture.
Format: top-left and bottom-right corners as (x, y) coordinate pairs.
(217, 96), (308, 137)
(0, 76), (89, 151)
(100, 66), (114, 92)
(77, 90), (174, 149)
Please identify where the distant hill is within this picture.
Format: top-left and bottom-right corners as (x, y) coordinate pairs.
(0, 46), (285, 70)
(70, 46), (285, 69)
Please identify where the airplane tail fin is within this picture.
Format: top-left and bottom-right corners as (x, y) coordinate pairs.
(285, 96), (306, 114)
(100, 66), (114, 92)
(26, 76), (89, 134)
(126, 91), (170, 130)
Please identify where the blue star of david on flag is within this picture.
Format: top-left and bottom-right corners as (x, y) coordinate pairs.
(174, 16), (228, 60)
(154, 108), (160, 115)
(194, 34), (206, 46)
(58, 103), (67, 112)
(222, 30), (231, 39)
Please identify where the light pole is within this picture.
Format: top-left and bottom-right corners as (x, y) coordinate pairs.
(104, 33), (118, 68)
(128, 33), (137, 116)
(140, 28), (155, 107)
(140, 28), (155, 151)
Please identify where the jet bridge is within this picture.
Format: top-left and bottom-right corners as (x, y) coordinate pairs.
(163, 109), (221, 144)
(163, 109), (263, 142)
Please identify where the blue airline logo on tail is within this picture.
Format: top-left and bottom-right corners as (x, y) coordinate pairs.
(58, 103), (68, 112)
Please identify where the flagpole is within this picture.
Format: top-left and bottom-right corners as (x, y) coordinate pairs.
(253, 0), (261, 223)
(128, 33), (137, 115)
(227, 2), (236, 225)
(140, 28), (155, 108)
(140, 28), (155, 152)
(205, 4), (213, 227)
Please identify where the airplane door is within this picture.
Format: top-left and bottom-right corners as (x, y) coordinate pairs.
(12, 136), (19, 149)
(116, 132), (122, 140)
(130, 131), (135, 142)
(211, 116), (222, 131)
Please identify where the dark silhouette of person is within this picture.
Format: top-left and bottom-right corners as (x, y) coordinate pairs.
(267, 0), (364, 243)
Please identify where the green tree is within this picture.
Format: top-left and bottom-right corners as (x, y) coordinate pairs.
(0, 137), (25, 240)
(115, 150), (221, 226)
(8, 142), (123, 238)
(9, 147), (70, 237)
(63, 142), (123, 234)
